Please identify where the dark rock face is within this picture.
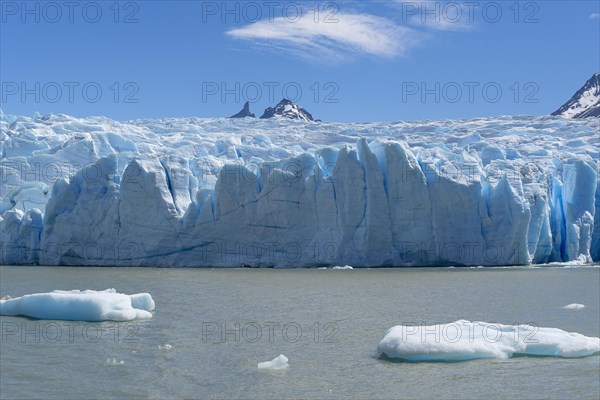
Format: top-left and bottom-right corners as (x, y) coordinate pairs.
(230, 101), (255, 118)
(552, 73), (600, 119)
(260, 99), (316, 122)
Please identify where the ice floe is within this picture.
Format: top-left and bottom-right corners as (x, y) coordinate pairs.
(0, 289), (155, 321)
(377, 320), (600, 361)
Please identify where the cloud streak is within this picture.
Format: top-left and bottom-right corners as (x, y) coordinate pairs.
(226, 12), (421, 63)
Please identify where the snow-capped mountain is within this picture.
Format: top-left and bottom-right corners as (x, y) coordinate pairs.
(260, 99), (316, 121)
(230, 101), (255, 118)
(552, 73), (600, 118)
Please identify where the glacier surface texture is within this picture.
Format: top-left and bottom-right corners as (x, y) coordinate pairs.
(1, 113), (598, 267)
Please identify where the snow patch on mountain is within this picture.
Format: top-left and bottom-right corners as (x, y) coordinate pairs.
(552, 73), (600, 119)
(260, 99), (316, 121)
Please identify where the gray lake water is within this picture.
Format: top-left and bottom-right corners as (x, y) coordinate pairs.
(0, 265), (599, 400)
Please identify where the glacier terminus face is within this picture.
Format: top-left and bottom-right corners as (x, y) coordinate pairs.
(1, 113), (598, 267)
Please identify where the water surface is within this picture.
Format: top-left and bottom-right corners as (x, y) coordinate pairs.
(1, 265), (599, 399)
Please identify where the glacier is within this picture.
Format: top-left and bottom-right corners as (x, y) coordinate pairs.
(1, 112), (598, 267)
(0, 289), (155, 321)
(377, 320), (600, 361)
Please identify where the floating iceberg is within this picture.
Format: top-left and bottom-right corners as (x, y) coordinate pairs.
(562, 303), (586, 309)
(258, 354), (289, 370)
(1, 113), (598, 267)
(106, 358), (125, 365)
(0, 289), (155, 321)
(377, 320), (600, 362)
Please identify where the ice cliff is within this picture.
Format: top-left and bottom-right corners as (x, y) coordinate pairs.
(1, 113), (598, 267)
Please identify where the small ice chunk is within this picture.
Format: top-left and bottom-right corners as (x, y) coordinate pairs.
(159, 344), (173, 349)
(106, 358), (125, 365)
(563, 303), (585, 309)
(258, 354), (289, 370)
(332, 265), (353, 270)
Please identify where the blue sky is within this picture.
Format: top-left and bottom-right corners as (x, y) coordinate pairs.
(1, 0), (599, 122)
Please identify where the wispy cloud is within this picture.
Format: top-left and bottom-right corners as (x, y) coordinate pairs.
(226, 12), (421, 63)
(591, 13), (600, 19)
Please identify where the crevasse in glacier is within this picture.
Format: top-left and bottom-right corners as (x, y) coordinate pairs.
(1, 113), (598, 267)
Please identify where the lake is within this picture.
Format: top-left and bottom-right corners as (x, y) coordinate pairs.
(1, 265), (599, 399)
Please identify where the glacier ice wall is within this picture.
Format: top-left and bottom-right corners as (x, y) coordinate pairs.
(1, 113), (598, 267)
